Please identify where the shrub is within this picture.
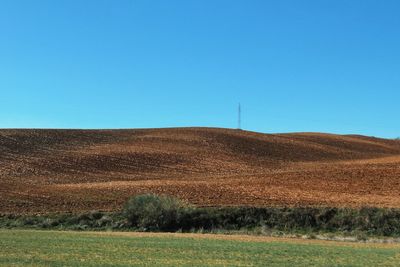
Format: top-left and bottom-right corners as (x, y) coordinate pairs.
(123, 194), (187, 231)
(3, 202), (400, 237)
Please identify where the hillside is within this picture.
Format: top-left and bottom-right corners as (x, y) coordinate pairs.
(1, 127), (400, 214)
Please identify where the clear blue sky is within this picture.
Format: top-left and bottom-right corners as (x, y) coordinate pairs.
(1, 0), (399, 138)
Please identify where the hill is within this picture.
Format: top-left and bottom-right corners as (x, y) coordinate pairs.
(1, 127), (400, 213)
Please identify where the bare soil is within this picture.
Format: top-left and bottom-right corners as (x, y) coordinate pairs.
(1, 127), (400, 214)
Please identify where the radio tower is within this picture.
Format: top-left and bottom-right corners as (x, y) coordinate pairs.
(238, 103), (241, 130)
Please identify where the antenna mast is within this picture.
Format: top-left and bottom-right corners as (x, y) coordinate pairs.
(238, 103), (241, 130)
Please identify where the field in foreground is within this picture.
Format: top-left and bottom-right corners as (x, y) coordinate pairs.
(1, 230), (400, 267)
(2, 127), (400, 213)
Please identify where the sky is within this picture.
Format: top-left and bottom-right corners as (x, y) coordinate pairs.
(0, 0), (399, 138)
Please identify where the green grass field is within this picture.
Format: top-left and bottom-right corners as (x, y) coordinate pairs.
(0, 230), (399, 267)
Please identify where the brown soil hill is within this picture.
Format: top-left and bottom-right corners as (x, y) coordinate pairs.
(1, 127), (400, 214)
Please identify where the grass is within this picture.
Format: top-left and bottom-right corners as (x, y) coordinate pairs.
(1, 230), (400, 266)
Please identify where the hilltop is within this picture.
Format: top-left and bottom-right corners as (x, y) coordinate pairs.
(1, 127), (400, 213)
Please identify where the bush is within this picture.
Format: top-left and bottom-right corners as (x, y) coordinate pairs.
(2, 201), (400, 237)
(123, 194), (187, 231)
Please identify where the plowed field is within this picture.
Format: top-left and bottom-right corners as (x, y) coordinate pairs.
(1, 127), (400, 214)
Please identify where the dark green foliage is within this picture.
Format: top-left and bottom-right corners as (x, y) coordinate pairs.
(123, 201), (400, 236)
(123, 194), (187, 231)
(0, 212), (127, 231)
(2, 195), (400, 237)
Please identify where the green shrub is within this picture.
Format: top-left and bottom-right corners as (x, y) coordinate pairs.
(2, 201), (400, 237)
(123, 194), (187, 231)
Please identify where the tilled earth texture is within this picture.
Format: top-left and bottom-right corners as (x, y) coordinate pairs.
(1, 127), (400, 214)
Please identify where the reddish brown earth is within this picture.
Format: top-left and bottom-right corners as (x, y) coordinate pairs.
(1, 127), (400, 214)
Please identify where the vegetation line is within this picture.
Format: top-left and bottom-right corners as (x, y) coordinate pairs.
(2, 194), (400, 241)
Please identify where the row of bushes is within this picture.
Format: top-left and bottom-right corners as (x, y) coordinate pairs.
(0, 211), (126, 231)
(2, 194), (400, 237)
(123, 195), (400, 236)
